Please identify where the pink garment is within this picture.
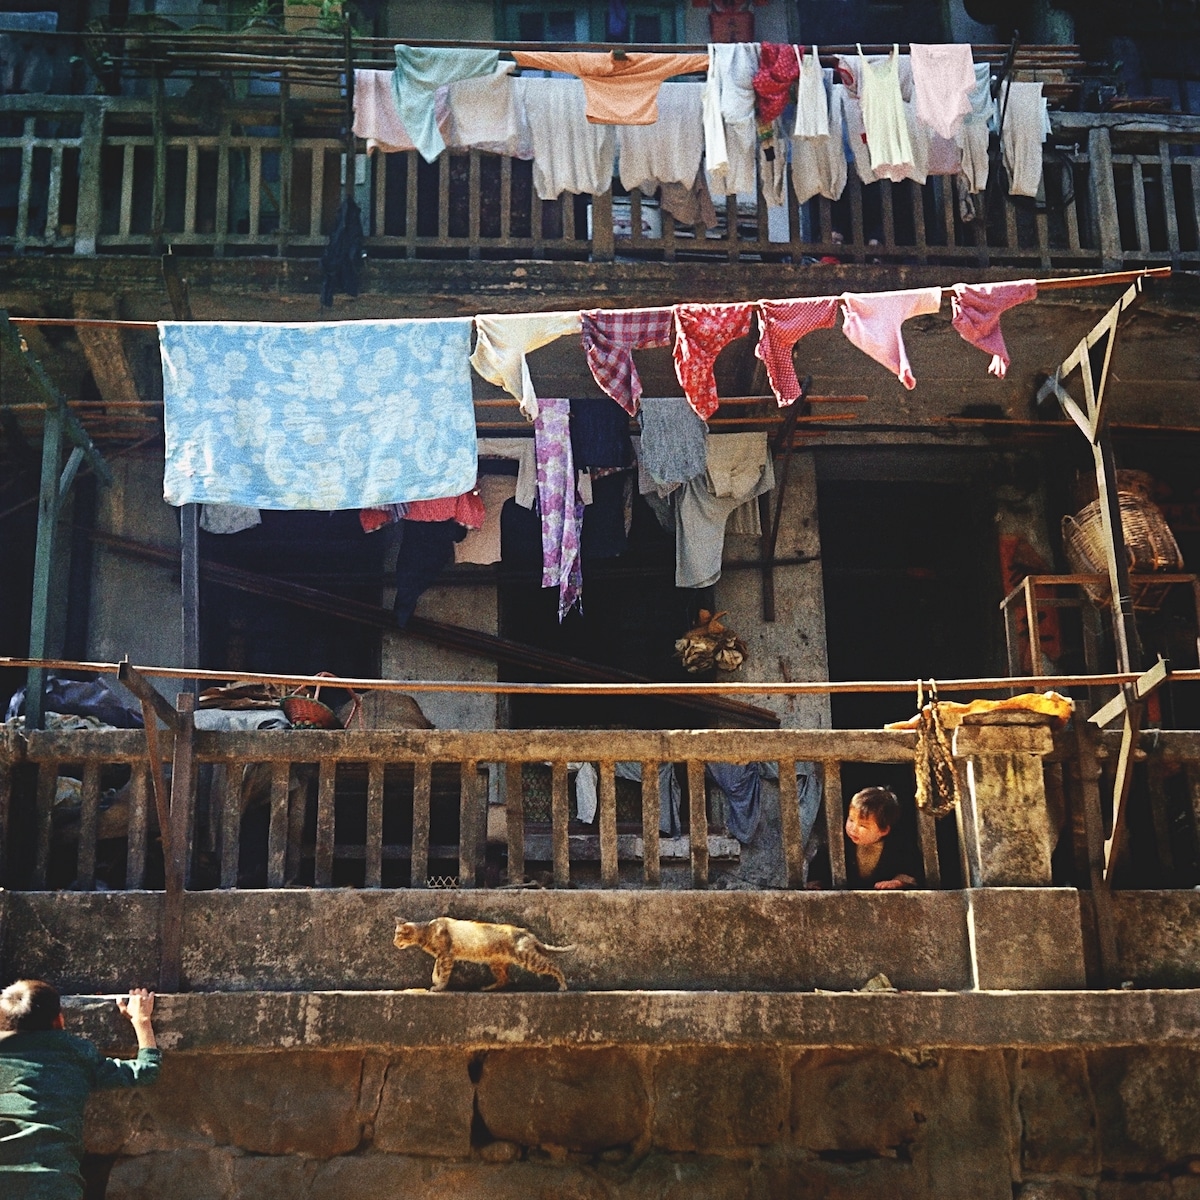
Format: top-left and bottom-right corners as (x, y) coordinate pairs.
(359, 503), (407, 533)
(753, 43), (800, 126)
(353, 69), (417, 154)
(405, 489), (486, 528)
(755, 296), (841, 406)
(910, 44), (975, 140)
(950, 280), (1037, 379)
(673, 302), (756, 420)
(581, 307), (674, 415)
(840, 287), (943, 390)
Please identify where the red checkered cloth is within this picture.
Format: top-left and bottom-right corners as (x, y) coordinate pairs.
(581, 307), (674, 415)
(755, 296), (841, 406)
(672, 302), (756, 421)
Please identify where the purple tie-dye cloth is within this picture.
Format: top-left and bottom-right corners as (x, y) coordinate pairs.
(534, 398), (584, 620)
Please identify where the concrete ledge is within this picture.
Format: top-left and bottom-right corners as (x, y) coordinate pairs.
(61, 989), (1200, 1053)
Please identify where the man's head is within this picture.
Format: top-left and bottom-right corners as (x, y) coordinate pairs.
(0, 980), (64, 1032)
(845, 786), (900, 847)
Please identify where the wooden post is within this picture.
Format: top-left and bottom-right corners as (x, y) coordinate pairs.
(504, 760), (524, 886)
(25, 403), (64, 732)
(458, 759), (477, 887)
(151, 74), (167, 254)
(821, 759), (847, 888)
(686, 760), (709, 888)
(598, 760), (618, 887)
(180, 503), (200, 695)
(74, 100), (105, 255)
(777, 759), (805, 889)
(551, 760), (569, 887)
(160, 692), (195, 993)
(641, 761), (660, 886)
(409, 759), (430, 888)
(1087, 126), (1123, 271)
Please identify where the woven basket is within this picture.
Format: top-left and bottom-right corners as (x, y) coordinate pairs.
(1062, 490), (1184, 612)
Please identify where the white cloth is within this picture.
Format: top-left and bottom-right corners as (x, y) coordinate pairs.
(793, 45), (829, 138)
(703, 42), (759, 197)
(470, 310), (582, 421)
(958, 63), (995, 195)
(200, 504), (261, 534)
(353, 68), (419, 155)
(791, 77), (848, 204)
(443, 62), (532, 158)
(617, 82), (705, 192)
(910, 43), (975, 140)
(858, 44), (915, 183)
(999, 80), (1050, 198)
(573, 761), (598, 823)
(758, 122), (789, 209)
(843, 90), (928, 186)
(514, 76), (615, 200)
(454, 474), (518, 564)
(476, 438), (537, 508)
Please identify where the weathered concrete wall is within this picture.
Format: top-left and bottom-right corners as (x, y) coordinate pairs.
(384, 0), (494, 40)
(75, 1041), (1200, 1200)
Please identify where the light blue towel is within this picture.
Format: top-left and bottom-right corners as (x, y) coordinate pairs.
(392, 45), (499, 162)
(160, 318), (478, 510)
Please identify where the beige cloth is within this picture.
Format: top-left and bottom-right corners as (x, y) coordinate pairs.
(1000, 80), (1050, 198)
(454, 474), (519, 564)
(470, 310), (582, 421)
(476, 438), (537, 508)
(443, 62), (531, 158)
(353, 68), (419, 154)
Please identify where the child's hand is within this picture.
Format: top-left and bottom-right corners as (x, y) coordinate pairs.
(874, 874), (916, 890)
(117, 988), (155, 1025)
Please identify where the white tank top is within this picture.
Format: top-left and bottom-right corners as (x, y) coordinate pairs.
(858, 43), (914, 181)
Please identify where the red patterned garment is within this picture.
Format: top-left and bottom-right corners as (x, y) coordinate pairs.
(753, 43), (801, 126)
(755, 296), (841, 406)
(950, 280), (1038, 379)
(581, 307), (674, 415)
(672, 302), (756, 420)
(405, 489), (486, 528)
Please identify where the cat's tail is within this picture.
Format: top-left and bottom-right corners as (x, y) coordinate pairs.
(537, 942), (577, 953)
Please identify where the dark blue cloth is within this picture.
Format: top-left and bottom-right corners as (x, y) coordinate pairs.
(499, 497), (543, 571)
(393, 519), (464, 628)
(570, 397), (631, 470)
(6, 675), (143, 729)
(705, 762), (763, 844)
(581, 472), (628, 561)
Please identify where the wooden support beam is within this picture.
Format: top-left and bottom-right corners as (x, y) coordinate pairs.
(24, 403), (63, 733)
(160, 692), (195, 992)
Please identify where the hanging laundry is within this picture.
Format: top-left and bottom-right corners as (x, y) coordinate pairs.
(391, 45), (499, 163)
(513, 76), (616, 200)
(511, 49), (707, 125)
(676, 432), (774, 589)
(790, 78), (848, 204)
(160, 318), (477, 510)
(793, 46), (829, 138)
(857, 44), (916, 183)
(319, 196), (363, 308)
(672, 302), (756, 421)
(753, 43), (800, 127)
(359, 503), (407, 533)
(636, 399), (707, 484)
(757, 121), (789, 209)
(755, 296), (840, 407)
(455, 474), (519, 565)
(658, 170), (719, 230)
(352, 69), (419, 154)
(706, 762), (763, 844)
(615, 81), (705, 194)
(570, 396), (632, 470)
(703, 42), (760, 198)
(443, 62), (532, 158)
(406, 489), (486, 527)
(581, 306), (674, 415)
(950, 280), (1038, 379)
(200, 504), (261, 534)
(534, 398), (585, 620)
(470, 310), (582, 421)
(842, 87), (929, 187)
(477, 437), (538, 509)
(393, 518), (466, 627)
(958, 63), (995, 197)
(999, 79), (1050, 198)
(840, 287), (942, 391)
(582, 472), (630, 561)
(909, 43), (975, 141)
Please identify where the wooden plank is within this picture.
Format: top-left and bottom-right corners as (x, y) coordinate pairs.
(499, 155), (512, 245)
(1088, 125), (1123, 270)
(458, 758), (477, 887)
(1186, 764), (1200, 877)
(25, 401), (63, 732)
(599, 759), (618, 887)
(180, 504), (199, 687)
(125, 765), (148, 890)
(405, 150), (418, 256)
(33, 761), (56, 888)
(314, 758), (337, 886)
(821, 758), (846, 889)
(266, 759), (289, 887)
(76, 761), (101, 890)
(214, 119), (232, 253)
(551, 760), (569, 887)
(848, 179), (865, 262)
(309, 146), (325, 240)
(409, 759), (430, 888)
(285, 762), (307, 884)
(1063, 161), (1081, 251)
(437, 152), (450, 242)
(562, 191), (575, 243)
(879, 179), (895, 252)
(777, 759), (805, 889)
(248, 144), (263, 237)
(15, 117), (33, 248)
(45, 144), (63, 242)
(725, 191), (739, 263)
(467, 148), (480, 259)
(365, 759), (383, 888)
(1074, 721), (1119, 984)
(1130, 158), (1150, 252)
(278, 88), (293, 254)
(505, 760), (524, 885)
(151, 78), (166, 251)
(74, 101), (105, 254)
(161, 693), (194, 992)
(641, 760), (660, 886)
(184, 141), (198, 234)
(1159, 137), (1180, 261)
(661, 205), (676, 261)
(916, 797), (942, 889)
(218, 761), (240, 888)
(686, 759), (709, 888)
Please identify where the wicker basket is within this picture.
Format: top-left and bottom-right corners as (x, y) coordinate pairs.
(1062, 489), (1184, 612)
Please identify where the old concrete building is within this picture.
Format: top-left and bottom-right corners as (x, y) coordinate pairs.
(3, 0), (1200, 1195)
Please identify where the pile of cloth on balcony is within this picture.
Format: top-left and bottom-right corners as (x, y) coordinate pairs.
(352, 42), (1049, 218)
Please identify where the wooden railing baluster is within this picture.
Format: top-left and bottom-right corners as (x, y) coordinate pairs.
(777, 759), (805, 889)
(686, 759), (708, 888)
(75, 761), (101, 890)
(410, 759), (430, 888)
(641, 761), (660, 886)
(820, 759), (846, 889)
(219, 760), (240, 889)
(551, 760), (569, 887)
(266, 760), (290, 887)
(599, 759), (618, 887)
(505, 760), (524, 886)
(33, 761), (56, 889)
(126, 765), (149, 890)
(459, 758), (478, 887)
(365, 759), (384, 888)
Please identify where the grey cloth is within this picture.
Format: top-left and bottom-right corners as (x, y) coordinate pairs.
(705, 762), (762, 844)
(638, 397), (708, 488)
(615, 761), (683, 838)
(676, 433), (774, 588)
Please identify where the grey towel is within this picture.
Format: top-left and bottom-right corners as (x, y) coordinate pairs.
(638, 396), (708, 487)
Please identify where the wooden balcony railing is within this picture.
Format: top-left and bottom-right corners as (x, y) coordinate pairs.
(3, 95), (1199, 269)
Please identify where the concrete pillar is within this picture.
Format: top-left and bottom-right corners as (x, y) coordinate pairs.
(952, 720), (1056, 887)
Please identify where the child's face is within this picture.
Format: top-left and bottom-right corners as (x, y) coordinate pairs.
(845, 803), (888, 847)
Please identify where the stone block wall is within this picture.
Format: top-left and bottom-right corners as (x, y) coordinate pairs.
(83, 1045), (1200, 1200)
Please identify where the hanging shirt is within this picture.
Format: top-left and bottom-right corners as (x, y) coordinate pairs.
(840, 287), (942, 391)
(406, 489), (486, 527)
(958, 63), (995, 195)
(703, 41), (760, 197)
(512, 49), (707, 125)
(513, 76), (615, 200)
(755, 296), (841, 407)
(533, 397), (584, 620)
(454, 474), (519, 565)
(753, 42), (800, 127)
(443, 62), (531, 158)
(637, 397), (708, 490)
(793, 46), (829, 138)
(391, 46), (499, 163)
(672, 302), (756, 420)
(569, 396), (632, 470)
(581, 306), (674, 415)
(950, 280), (1038, 379)
(857, 44), (915, 183)
(999, 79), (1050, 198)
(470, 310), (583, 421)
(791, 79), (848, 204)
(353, 68), (419, 154)
(909, 43), (976, 141)
(615, 81), (705, 193)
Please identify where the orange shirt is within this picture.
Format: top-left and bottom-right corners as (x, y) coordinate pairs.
(512, 51), (708, 125)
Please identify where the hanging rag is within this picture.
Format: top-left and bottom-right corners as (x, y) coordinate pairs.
(658, 169), (719, 230)
(570, 396), (632, 470)
(470, 310), (583, 421)
(857, 44), (915, 183)
(909, 43), (975, 140)
(581, 306), (674, 416)
(443, 62), (532, 158)
(793, 45), (829, 138)
(638, 396), (708, 488)
(319, 196), (363, 308)
(477, 437), (538, 509)
(352, 68), (419, 154)
(359, 503), (407, 533)
(999, 79), (1050, 198)
(392, 518), (465, 627)
(703, 41), (760, 198)
(950, 279), (1038, 378)
(672, 302), (756, 420)
(200, 504), (261, 534)
(957, 62), (994, 197)
(753, 42), (800, 128)
(534, 397), (585, 620)
(574, 762), (599, 823)
(676, 432), (774, 589)
(406, 489), (486, 527)
(160, 318), (477, 509)
(790, 78), (848, 204)
(706, 762), (763, 844)
(582, 471), (629, 561)
(511, 76), (615, 200)
(455, 474), (519, 565)
(512, 49), (707, 125)
(839, 287), (942, 391)
(755, 296), (840, 406)
(913, 699), (961, 818)
(616, 80), (706, 194)
(391, 45), (499, 163)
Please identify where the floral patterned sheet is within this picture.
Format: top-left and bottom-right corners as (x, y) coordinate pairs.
(159, 318), (478, 510)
